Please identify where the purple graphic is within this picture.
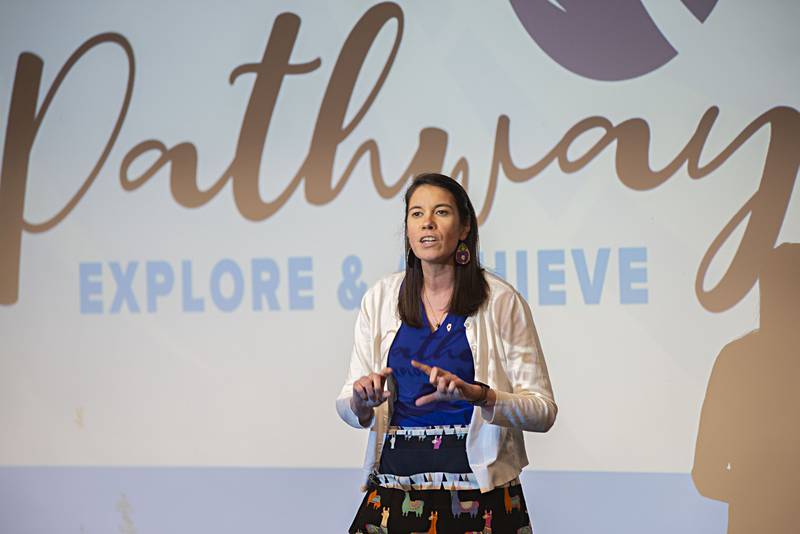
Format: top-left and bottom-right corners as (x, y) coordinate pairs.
(680, 0), (717, 23)
(510, 0), (719, 81)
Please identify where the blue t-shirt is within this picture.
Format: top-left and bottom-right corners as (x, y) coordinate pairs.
(388, 308), (475, 426)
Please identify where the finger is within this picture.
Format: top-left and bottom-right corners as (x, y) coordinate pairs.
(447, 381), (458, 395)
(411, 360), (431, 375)
(429, 367), (439, 385)
(371, 374), (383, 401)
(414, 360), (453, 377)
(437, 376), (447, 394)
(415, 392), (438, 406)
(378, 368), (393, 390)
(371, 373), (382, 391)
(363, 380), (375, 402)
(382, 390), (391, 401)
(354, 382), (367, 401)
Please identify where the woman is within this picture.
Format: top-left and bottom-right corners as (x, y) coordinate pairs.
(337, 173), (557, 533)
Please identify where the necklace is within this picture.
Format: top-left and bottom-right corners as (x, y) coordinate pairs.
(423, 288), (448, 330)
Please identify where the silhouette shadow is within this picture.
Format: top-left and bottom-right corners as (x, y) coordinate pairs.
(692, 243), (800, 533)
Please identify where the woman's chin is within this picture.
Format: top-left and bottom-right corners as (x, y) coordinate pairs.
(417, 255), (455, 267)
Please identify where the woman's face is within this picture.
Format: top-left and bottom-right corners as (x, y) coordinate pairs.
(406, 185), (470, 267)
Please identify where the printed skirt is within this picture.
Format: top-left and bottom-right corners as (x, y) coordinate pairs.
(348, 426), (533, 533)
(348, 483), (532, 533)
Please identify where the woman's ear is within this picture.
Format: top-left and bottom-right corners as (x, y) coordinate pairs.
(460, 224), (470, 241)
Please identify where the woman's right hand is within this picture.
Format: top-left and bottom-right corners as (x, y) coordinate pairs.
(350, 367), (393, 421)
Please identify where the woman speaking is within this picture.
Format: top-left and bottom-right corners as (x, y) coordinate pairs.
(337, 173), (557, 533)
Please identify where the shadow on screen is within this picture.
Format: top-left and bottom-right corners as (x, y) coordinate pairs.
(692, 242), (800, 533)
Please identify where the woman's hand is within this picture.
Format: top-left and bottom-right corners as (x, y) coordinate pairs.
(411, 360), (486, 406)
(350, 367), (393, 423)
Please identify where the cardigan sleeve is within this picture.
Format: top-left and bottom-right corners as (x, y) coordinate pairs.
(335, 286), (379, 429)
(481, 289), (558, 432)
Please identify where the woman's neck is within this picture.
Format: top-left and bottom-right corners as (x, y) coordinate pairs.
(421, 262), (455, 295)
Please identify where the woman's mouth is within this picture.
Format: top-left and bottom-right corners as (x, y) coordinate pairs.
(420, 236), (438, 247)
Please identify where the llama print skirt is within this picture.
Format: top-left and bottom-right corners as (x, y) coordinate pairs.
(348, 483), (532, 533)
(348, 426), (533, 533)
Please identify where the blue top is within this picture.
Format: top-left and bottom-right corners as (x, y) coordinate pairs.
(388, 307), (475, 426)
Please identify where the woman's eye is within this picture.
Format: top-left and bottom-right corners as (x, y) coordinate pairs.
(436, 209), (449, 215)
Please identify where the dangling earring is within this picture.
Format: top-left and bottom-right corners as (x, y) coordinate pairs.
(455, 241), (470, 265)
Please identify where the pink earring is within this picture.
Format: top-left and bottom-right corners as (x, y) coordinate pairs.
(455, 242), (470, 265)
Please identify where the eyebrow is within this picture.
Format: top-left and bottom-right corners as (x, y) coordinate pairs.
(408, 203), (453, 211)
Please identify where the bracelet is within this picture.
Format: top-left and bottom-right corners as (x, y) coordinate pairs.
(469, 381), (490, 407)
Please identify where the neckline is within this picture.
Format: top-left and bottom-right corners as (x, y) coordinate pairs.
(422, 288), (450, 333)
(421, 305), (449, 333)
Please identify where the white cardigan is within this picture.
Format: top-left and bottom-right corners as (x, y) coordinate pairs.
(336, 271), (557, 492)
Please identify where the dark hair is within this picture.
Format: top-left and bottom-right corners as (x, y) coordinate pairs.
(399, 173), (489, 327)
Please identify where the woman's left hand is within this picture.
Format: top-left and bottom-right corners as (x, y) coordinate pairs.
(411, 360), (484, 406)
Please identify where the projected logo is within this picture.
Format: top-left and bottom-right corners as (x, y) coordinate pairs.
(2, 1), (795, 318)
(509, 0), (719, 80)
